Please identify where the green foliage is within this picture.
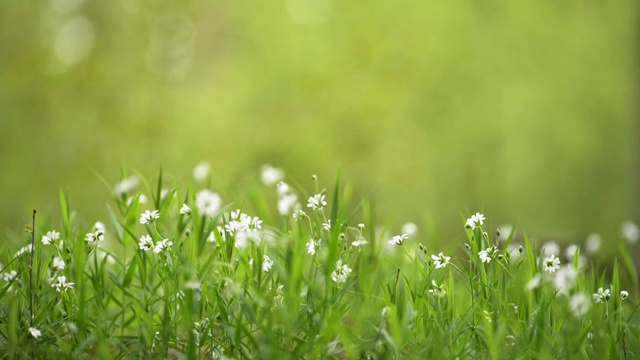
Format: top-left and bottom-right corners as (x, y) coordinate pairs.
(0, 168), (639, 359)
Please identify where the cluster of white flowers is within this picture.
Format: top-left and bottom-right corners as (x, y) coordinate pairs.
(428, 280), (446, 298)
(478, 246), (499, 263)
(138, 235), (173, 254)
(224, 209), (263, 235)
(465, 212), (485, 230)
(307, 194), (327, 211)
(139, 210), (160, 225)
(196, 190), (222, 217)
(331, 260), (352, 284)
(42, 230), (60, 245)
(276, 182), (300, 216)
(431, 252), (451, 269)
(85, 222), (106, 244)
(552, 265), (577, 296)
(388, 234), (408, 246)
(51, 275), (74, 292)
(15, 244), (33, 257)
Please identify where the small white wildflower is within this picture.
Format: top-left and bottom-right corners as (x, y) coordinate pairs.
(196, 190), (222, 217)
(52, 257), (65, 271)
(277, 193), (299, 216)
(276, 181), (291, 196)
(525, 274), (542, 292)
(52, 276), (74, 292)
(139, 235), (154, 251)
(250, 217), (263, 231)
(553, 265), (577, 296)
(622, 221), (639, 244)
(465, 212), (486, 230)
(358, 223), (365, 230)
(541, 241), (560, 257)
(85, 229), (105, 243)
(593, 287), (611, 303)
(41, 230), (60, 245)
(585, 233), (601, 254)
(478, 246), (498, 263)
(139, 210), (160, 225)
(153, 239), (173, 254)
(225, 220), (243, 235)
(184, 280), (202, 291)
(569, 293), (591, 318)
(260, 164), (285, 186)
(179, 204), (192, 215)
(587, 332), (594, 341)
(431, 252), (451, 269)
(401, 222), (418, 237)
(114, 175), (140, 195)
(620, 290), (629, 300)
(322, 220), (332, 231)
(307, 194), (327, 210)
(306, 238), (320, 255)
(565, 244), (579, 260)
(94, 221), (106, 233)
(193, 162), (210, 182)
(351, 238), (368, 247)
(543, 254), (561, 273)
(127, 194), (148, 206)
(428, 280), (446, 298)
(330, 260), (352, 284)
(29, 327), (42, 339)
(388, 234), (408, 246)
(262, 255), (274, 272)
(207, 231), (218, 243)
(3, 270), (17, 283)
(292, 209), (306, 220)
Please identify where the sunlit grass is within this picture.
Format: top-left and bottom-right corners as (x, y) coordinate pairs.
(1, 166), (638, 359)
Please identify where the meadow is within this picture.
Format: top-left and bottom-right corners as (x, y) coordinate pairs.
(1, 166), (638, 359)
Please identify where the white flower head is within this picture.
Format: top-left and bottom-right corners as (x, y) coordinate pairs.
(569, 293), (591, 318)
(153, 239), (173, 254)
(262, 255), (274, 272)
(139, 210), (160, 225)
(585, 233), (601, 254)
(431, 252), (451, 269)
(42, 230), (60, 245)
(401, 222), (418, 237)
(52, 257), (66, 271)
(428, 280), (446, 298)
(85, 228), (105, 243)
(388, 234), (408, 246)
(541, 241), (561, 257)
(261, 164), (285, 186)
(179, 204), (192, 215)
(498, 225), (513, 242)
(553, 265), (577, 296)
(322, 220), (332, 231)
(114, 175), (140, 195)
(620, 290), (629, 300)
(478, 246), (499, 263)
(525, 274), (542, 292)
(351, 238), (368, 247)
(331, 260), (352, 284)
(29, 327), (42, 339)
(593, 287), (611, 303)
(292, 209), (306, 221)
(622, 221), (639, 244)
(15, 244), (33, 257)
(52, 275), (74, 292)
(278, 193), (299, 216)
(193, 162), (211, 182)
(465, 212), (486, 230)
(307, 194), (327, 210)
(139, 235), (154, 251)
(196, 190), (222, 217)
(565, 244), (579, 260)
(3, 270), (17, 283)
(543, 254), (561, 273)
(306, 238), (321, 256)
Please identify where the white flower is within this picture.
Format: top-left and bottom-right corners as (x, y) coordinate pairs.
(193, 162), (210, 182)
(306, 238), (320, 255)
(569, 293), (591, 318)
(42, 230), (60, 245)
(465, 212), (486, 230)
(358, 223), (365, 230)
(261, 164), (285, 186)
(553, 265), (577, 296)
(322, 220), (332, 231)
(278, 193), (299, 216)
(139, 210), (160, 225)
(498, 225), (513, 242)
(351, 238), (368, 247)
(153, 239), (173, 254)
(593, 287), (611, 303)
(331, 260), (352, 284)
(29, 327), (42, 339)
(52, 276), (74, 292)
(15, 244), (33, 257)
(250, 217), (263, 231)
(525, 274), (542, 292)
(3, 270), (17, 283)
(620, 290), (629, 300)
(262, 255), (274, 272)
(179, 204), (192, 215)
(225, 220), (243, 235)
(94, 221), (106, 232)
(85, 229), (105, 243)
(307, 194), (327, 210)
(126, 194), (148, 206)
(292, 209), (306, 221)
(431, 252), (451, 269)
(276, 181), (291, 197)
(543, 254), (561, 273)
(622, 221), (639, 244)
(541, 241), (560, 257)
(139, 235), (154, 251)
(185, 281), (202, 291)
(428, 280), (446, 298)
(401, 222), (418, 237)
(52, 257), (65, 271)
(564, 244), (579, 260)
(196, 190), (222, 217)
(507, 243), (522, 260)
(388, 234), (408, 246)
(114, 175), (140, 195)
(585, 233), (601, 254)
(478, 246), (498, 263)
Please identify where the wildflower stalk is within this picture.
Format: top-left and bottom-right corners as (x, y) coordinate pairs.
(29, 209), (35, 328)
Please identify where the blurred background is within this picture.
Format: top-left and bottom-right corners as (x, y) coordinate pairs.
(1, 0), (638, 248)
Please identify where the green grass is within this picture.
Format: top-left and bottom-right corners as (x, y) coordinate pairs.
(1, 167), (638, 359)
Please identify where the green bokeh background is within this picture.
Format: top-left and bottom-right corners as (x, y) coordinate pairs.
(1, 0), (638, 245)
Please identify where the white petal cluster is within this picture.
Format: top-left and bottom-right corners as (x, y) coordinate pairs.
(260, 164), (285, 186)
(51, 275), (74, 292)
(139, 210), (160, 225)
(196, 190), (222, 217)
(331, 260), (352, 284)
(465, 212), (485, 230)
(42, 230), (60, 245)
(307, 194), (327, 210)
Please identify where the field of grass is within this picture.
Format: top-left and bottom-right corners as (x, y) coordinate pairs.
(1, 166), (638, 359)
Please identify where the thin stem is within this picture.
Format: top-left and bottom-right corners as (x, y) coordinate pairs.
(29, 209), (36, 328)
